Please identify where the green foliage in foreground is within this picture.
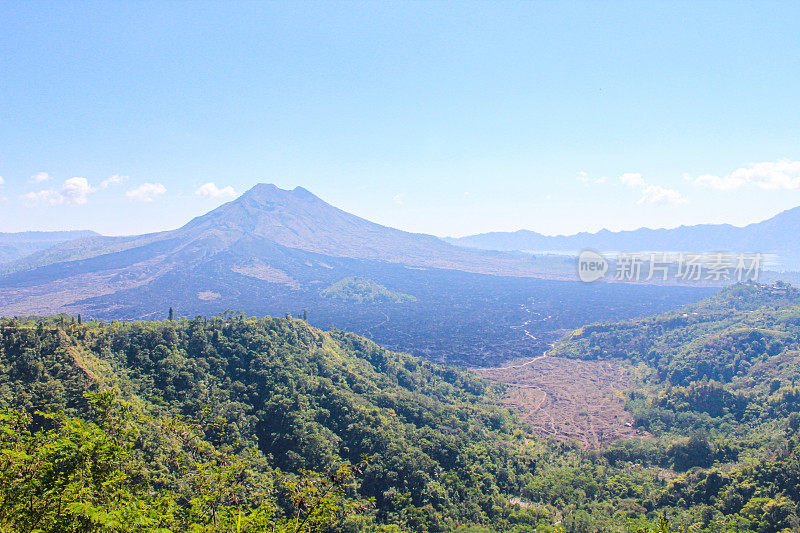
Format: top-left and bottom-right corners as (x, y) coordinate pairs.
(0, 315), (554, 531)
(0, 395), (694, 533)
(0, 390), (371, 532)
(8, 293), (800, 532)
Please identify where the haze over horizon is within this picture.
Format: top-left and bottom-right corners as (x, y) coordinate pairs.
(3, 182), (798, 241)
(3, 2), (800, 237)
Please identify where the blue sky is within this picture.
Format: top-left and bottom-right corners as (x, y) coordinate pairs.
(2, 1), (800, 237)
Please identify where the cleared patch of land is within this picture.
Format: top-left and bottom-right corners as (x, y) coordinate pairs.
(478, 356), (640, 447)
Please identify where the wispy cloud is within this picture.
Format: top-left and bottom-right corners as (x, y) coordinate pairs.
(620, 172), (645, 188)
(126, 182), (166, 202)
(0, 176), (4, 185)
(22, 177), (95, 207)
(691, 159), (800, 190)
(638, 184), (687, 206)
(30, 172), (50, 184)
(101, 174), (128, 188)
(61, 177), (95, 205)
(619, 172), (686, 206)
(577, 171), (608, 185)
(195, 182), (236, 199)
(22, 189), (63, 207)
(393, 193), (405, 205)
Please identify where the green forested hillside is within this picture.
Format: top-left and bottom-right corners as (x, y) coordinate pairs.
(5, 296), (798, 532)
(552, 281), (800, 531)
(0, 315), (530, 531)
(0, 314), (631, 532)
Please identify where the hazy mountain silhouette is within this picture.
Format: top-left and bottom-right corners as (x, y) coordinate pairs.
(0, 230), (99, 264)
(446, 207), (800, 268)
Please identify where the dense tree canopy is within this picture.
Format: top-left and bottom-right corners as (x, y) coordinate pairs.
(3, 284), (799, 532)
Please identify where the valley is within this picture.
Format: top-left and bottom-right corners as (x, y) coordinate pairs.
(3, 282), (800, 532)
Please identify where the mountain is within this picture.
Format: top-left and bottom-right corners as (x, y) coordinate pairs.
(0, 230), (99, 264)
(0, 184), (709, 364)
(0, 184), (555, 280)
(0, 184), (555, 316)
(446, 206), (800, 268)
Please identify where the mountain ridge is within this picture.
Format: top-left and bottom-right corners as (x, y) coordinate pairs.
(0, 230), (100, 265)
(446, 206), (800, 267)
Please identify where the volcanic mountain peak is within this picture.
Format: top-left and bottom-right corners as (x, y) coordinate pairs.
(171, 184), (561, 274)
(180, 183), (388, 252)
(239, 183), (322, 205)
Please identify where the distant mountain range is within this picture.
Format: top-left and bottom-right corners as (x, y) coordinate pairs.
(0, 230), (99, 264)
(0, 183), (568, 318)
(446, 207), (800, 268)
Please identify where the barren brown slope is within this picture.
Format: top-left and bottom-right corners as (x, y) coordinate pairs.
(478, 355), (639, 447)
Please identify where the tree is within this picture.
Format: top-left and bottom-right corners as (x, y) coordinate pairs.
(668, 433), (713, 471)
(169, 307), (174, 321)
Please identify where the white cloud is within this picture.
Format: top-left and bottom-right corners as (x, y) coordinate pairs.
(194, 182), (236, 199)
(693, 174), (739, 190)
(30, 172), (51, 183)
(692, 159), (800, 190)
(61, 177), (95, 205)
(617, 171), (687, 206)
(620, 172), (645, 188)
(22, 176), (96, 207)
(392, 193), (405, 205)
(22, 189), (63, 207)
(577, 171), (607, 186)
(101, 174), (128, 188)
(637, 185), (687, 206)
(0, 176), (4, 185)
(126, 182), (166, 202)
